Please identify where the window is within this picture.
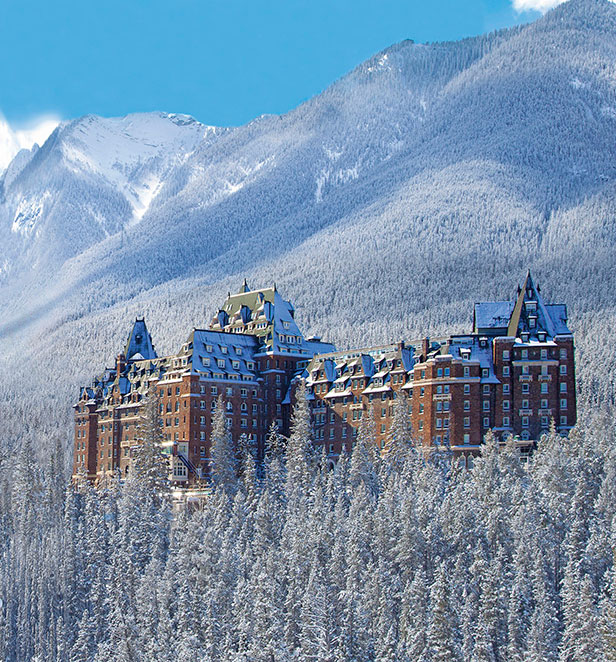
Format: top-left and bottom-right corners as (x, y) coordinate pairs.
(464, 417), (470, 428)
(436, 385), (442, 394)
(560, 383), (567, 393)
(176, 387), (180, 395)
(541, 349), (547, 359)
(463, 433), (470, 444)
(418, 420), (423, 430)
(522, 416), (529, 427)
(503, 400), (510, 410)
(232, 360), (240, 369)
(482, 369), (489, 378)
(437, 368), (443, 377)
(464, 384), (470, 395)
(503, 416), (510, 427)
(464, 400), (470, 411)
(541, 416), (549, 427)
(464, 366), (470, 377)
(221, 346), (228, 354)
(226, 387), (233, 397)
(217, 359), (225, 368)
(211, 386), (218, 396)
(380, 424), (386, 434)
(560, 349), (567, 359)
(560, 415), (568, 425)
(521, 349), (528, 359)
(443, 402), (450, 412)
(522, 399), (529, 409)
(541, 383), (548, 394)
(483, 417), (490, 428)
(522, 384), (530, 394)
(561, 399), (567, 409)
(420, 387), (425, 397)
(502, 350), (510, 360)
(503, 384), (510, 394)
(436, 418), (442, 429)
(483, 385), (490, 394)
(483, 400), (490, 411)
(381, 408), (386, 418)
(503, 366), (510, 376)
(419, 403), (424, 414)
(444, 368), (450, 377)
(541, 399), (548, 410)
(560, 365), (567, 374)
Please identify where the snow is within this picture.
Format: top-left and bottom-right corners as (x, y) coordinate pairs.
(60, 112), (210, 225)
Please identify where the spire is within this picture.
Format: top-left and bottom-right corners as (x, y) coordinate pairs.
(507, 272), (532, 337)
(506, 270), (555, 338)
(239, 278), (250, 293)
(124, 318), (157, 361)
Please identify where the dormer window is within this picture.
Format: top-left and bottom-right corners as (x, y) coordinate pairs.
(538, 332), (546, 342)
(221, 346), (228, 354)
(521, 333), (529, 343)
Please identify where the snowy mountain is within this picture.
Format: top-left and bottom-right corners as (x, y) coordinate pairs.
(1, 0), (616, 439)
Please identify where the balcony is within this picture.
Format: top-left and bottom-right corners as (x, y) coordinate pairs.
(433, 394), (452, 401)
(538, 374), (552, 382)
(350, 403), (364, 410)
(538, 409), (552, 416)
(519, 375), (533, 382)
(519, 409), (533, 416)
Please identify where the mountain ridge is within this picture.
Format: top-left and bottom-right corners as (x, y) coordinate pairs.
(1, 0), (616, 429)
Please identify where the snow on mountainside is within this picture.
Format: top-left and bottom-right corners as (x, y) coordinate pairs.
(0, 112), (219, 288)
(2, 0), (616, 451)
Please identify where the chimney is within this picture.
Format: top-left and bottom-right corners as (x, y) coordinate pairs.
(116, 353), (126, 375)
(421, 337), (430, 361)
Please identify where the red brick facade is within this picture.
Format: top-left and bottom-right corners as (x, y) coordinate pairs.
(73, 274), (577, 483)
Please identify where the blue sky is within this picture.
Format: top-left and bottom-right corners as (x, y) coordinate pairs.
(0, 0), (556, 131)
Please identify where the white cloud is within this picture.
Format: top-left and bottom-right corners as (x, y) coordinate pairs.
(513, 0), (615, 13)
(0, 114), (61, 172)
(512, 0), (565, 12)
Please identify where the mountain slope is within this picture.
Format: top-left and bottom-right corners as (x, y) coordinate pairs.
(1, 0), (616, 456)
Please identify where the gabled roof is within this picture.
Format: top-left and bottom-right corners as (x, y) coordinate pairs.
(474, 271), (571, 339)
(124, 318), (157, 361)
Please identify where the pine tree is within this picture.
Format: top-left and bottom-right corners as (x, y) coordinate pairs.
(210, 395), (237, 494)
(131, 389), (169, 496)
(285, 381), (314, 494)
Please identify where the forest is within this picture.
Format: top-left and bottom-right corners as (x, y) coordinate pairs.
(1, 385), (615, 661)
